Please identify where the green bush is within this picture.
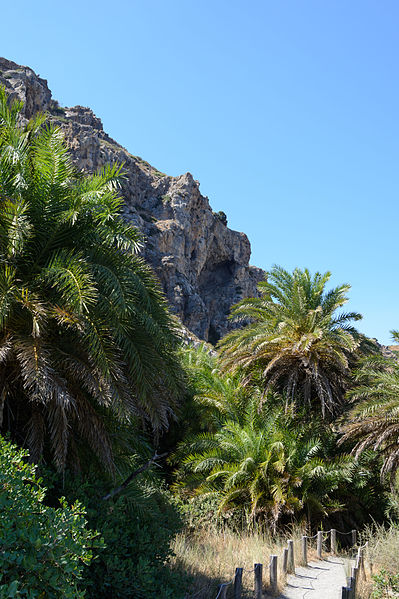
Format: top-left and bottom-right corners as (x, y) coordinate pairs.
(58, 474), (188, 599)
(0, 436), (100, 598)
(371, 570), (399, 599)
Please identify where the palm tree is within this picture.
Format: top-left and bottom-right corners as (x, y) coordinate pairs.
(180, 343), (252, 431)
(340, 333), (399, 480)
(218, 266), (363, 417)
(173, 402), (351, 530)
(0, 88), (183, 472)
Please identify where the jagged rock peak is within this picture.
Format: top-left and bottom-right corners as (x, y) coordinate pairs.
(0, 58), (265, 343)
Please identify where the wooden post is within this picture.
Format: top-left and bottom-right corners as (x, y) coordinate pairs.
(359, 548), (366, 579)
(270, 555), (278, 595)
(282, 547), (288, 576)
(351, 566), (358, 598)
(301, 535), (308, 565)
(234, 567), (243, 599)
(356, 547), (362, 570)
(254, 563), (263, 599)
(317, 531), (323, 559)
(351, 530), (357, 546)
(349, 577), (356, 599)
(331, 529), (337, 554)
(287, 540), (295, 574)
(342, 586), (350, 599)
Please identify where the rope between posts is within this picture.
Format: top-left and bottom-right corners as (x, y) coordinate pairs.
(215, 577), (234, 599)
(198, 528), (362, 599)
(304, 531), (329, 539)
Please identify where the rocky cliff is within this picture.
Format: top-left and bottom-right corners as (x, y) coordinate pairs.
(0, 57), (265, 343)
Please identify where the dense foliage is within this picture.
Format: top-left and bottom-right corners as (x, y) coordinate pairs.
(0, 436), (99, 599)
(341, 331), (399, 479)
(49, 472), (186, 599)
(1, 87), (399, 599)
(218, 266), (363, 417)
(173, 346), (387, 531)
(0, 88), (183, 472)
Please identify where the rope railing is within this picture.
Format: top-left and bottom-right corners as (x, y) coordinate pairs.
(210, 528), (369, 599)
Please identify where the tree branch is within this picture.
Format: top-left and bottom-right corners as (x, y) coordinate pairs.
(102, 452), (168, 501)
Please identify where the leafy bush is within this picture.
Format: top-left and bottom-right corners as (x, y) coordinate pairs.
(57, 473), (187, 599)
(371, 570), (399, 599)
(214, 211), (227, 225)
(0, 436), (100, 598)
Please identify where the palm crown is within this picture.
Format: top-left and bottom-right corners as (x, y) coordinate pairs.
(340, 336), (399, 480)
(218, 266), (362, 417)
(173, 400), (351, 530)
(0, 88), (182, 471)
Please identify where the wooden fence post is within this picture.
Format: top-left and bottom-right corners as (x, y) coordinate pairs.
(359, 548), (366, 579)
(349, 576), (356, 599)
(234, 567), (243, 599)
(270, 555), (278, 595)
(351, 530), (357, 547)
(351, 566), (358, 598)
(331, 529), (337, 554)
(301, 535), (308, 565)
(254, 563), (263, 599)
(317, 531), (323, 559)
(287, 540), (295, 574)
(282, 547), (288, 576)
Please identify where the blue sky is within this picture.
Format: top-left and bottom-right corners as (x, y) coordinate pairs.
(2, 1), (398, 343)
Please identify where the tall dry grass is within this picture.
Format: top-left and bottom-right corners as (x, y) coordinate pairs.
(171, 526), (315, 599)
(354, 523), (399, 599)
(171, 520), (399, 598)
(365, 523), (399, 574)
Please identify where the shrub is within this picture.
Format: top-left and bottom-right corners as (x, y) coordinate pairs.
(214, 211), (227, 225)
(371, 570), (399, 599)
(0, 436), (100, 598)
(57, 473), (188, 599)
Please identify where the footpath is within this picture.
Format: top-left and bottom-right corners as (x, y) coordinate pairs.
(277, 557), (348, 599)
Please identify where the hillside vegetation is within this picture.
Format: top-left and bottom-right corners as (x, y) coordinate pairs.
(1, 88), (399, 598)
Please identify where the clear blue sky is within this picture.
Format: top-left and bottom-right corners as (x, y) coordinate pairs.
(2, 1), (398, 343)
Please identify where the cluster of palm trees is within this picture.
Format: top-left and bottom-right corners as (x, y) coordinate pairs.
(0, 88), (183, 472)
(173, 269), (399, 529)
(1, 87), (399, 532)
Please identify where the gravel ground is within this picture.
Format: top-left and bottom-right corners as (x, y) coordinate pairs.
(277, 557), (348, 599)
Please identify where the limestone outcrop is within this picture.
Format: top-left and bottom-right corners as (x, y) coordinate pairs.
(0, 58), (265, 342)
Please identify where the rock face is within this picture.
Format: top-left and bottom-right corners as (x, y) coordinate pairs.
(0, 58), (265, 343)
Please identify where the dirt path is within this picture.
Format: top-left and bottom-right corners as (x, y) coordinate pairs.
(277, 557), (348, 599)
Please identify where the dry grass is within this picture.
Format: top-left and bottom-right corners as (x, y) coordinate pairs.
(353, 523), (399, 599)
(170, 521), (399, 599)
(171, 526), (319, 599)
(366, 523), (399, 574)
(335, 523), (399, 599)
